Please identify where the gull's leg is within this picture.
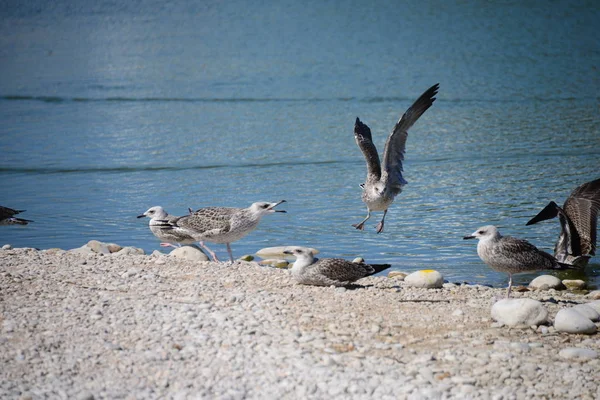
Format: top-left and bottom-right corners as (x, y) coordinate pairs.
(160, 243), (178, 248)
(226, 243), (234, 263)
(506, 274), (513, 298)
(375, 209), (388, 234)
(352, 209), (371, 230)
(200, 241), (219, 262)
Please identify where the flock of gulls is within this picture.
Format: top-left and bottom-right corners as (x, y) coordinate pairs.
(3, 84), (599, 295)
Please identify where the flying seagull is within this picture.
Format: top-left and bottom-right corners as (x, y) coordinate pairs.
(464, 225), (573, 298)
(162, 200), (286, 262)
(0, 206), (32, 225)
(353, 83), (439, 233)
(526, 177), (600, 267)
(283, 246), (391, 287)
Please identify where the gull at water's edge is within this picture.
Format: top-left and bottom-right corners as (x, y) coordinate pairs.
(162, 200), (286, 263)
(353, 83), (439, 233)
(464, 225), (574, 298)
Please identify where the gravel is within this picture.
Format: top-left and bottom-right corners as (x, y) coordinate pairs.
(1, 246), (599, 399)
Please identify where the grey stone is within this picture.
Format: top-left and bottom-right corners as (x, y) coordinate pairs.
(170, 246), (209, 261)
(491, 298), (548, 327)
(529, 275), (564, 290)
(554, 308), (597, 334)
(559, 348), (598, 360)
(2, 244), (11, 250)
(572, 304), (600, 322)
(562, 279), (586, 290)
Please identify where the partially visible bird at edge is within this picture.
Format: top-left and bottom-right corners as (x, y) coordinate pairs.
(526, 177), (600, 267)
(0, 206), (32, 225)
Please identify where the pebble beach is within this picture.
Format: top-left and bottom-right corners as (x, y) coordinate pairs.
(1, 243), (599, 399)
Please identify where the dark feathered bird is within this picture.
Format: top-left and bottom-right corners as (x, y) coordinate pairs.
(526, 178), (600, 267)
(0, 206), (32, 225)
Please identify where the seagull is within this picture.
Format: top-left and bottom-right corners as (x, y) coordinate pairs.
(0, 206), (32, 225)
(137, 206), (196, 248)
(463, 225), (573, 298)
(353, 83), (439, 233)
(526, 177), (600, 267)
(163, 200), (286, 262)
(283, 246), (391, 287)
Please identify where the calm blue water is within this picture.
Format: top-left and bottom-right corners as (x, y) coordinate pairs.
(1, 0), (599, 288)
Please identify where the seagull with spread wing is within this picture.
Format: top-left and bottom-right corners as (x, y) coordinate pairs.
(526, 177), (600, 267)
(353, 83), (439, 233)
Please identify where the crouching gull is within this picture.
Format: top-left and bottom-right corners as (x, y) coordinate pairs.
(0, 206), (32, 225)
(464, 225), (573, 298)
(162, 200), (286, 262)
(137, 206), (196, 248)
(526, 177), (600, 267)
(283, 246), (391, 287)
(353, 83), (439, 233)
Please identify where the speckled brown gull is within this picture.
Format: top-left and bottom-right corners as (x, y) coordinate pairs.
(526, 177), (600, 267)
(463, 225), (573, 298)
(137, 206), (196, 248)
(353, 83), (439, 233)
(0, 206), (32, 225)
(283, 246), (391, 287)
(163, 200), (286, 262)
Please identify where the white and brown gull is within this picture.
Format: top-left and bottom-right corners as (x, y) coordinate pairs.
(161, 200), (286, 262)
(353, 83), (439, 233)
(137, 206), (196, 248)
(0, 206), (32, 225)
(526, 177), (600, 267)
(464, 225), (573, 298)
(283, 246), (391, 287)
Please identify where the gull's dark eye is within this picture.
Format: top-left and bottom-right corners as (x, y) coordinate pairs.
(478, 230), (485, 235)
(262, 204), (269, 209)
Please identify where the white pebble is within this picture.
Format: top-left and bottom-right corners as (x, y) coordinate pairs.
(404, 270), (444, 288)
(559, 347), (598, 360)
(554, 308), (597, 334)
(491, 298), (548, 327)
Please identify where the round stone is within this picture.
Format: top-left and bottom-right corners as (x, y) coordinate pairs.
(529, 275), (565, 290)
(259, 259), (290, 268)
(554, 308), (597, 334)
(562, 279), (586, 290)
(388, 271), (408, 280)
(491, 298), (548, 327)
(404, 270), (444, 288)
(170, 246), (209, 261)
(559, 347), (598, 360)
(571, 304), (600, 322)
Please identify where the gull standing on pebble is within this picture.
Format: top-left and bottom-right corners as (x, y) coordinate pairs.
(137, 206), (196, 248)
(283, 246), (391, 287)
(353, 83), (439, 233)
(463, 225), (573, 298)
(526, 177), (600, 267)
(0, 206), (32, 225)
(163, 200), (286, 262)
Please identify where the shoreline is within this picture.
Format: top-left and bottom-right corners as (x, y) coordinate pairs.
(1, 246), (599, 399)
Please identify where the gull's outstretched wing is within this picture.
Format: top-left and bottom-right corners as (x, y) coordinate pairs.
(564, 178), (600, 256)
(381, 83), (439, 193)
(354, 117), (382, 183)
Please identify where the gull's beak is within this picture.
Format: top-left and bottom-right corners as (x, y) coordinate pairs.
(269, 200), (287, 213)
(463, 235), (475, 240)
(137, 214), (146, 218)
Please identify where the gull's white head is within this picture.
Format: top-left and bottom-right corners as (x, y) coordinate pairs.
(283, 246), (316, 270)
(248, 200), (287, 216)
(463, 225), (501, 241)
(137, 206), (168, 220)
